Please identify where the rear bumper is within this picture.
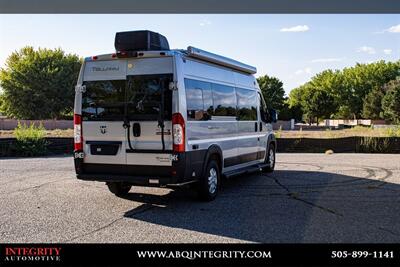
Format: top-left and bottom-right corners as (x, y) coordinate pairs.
(74, 150), (204, 186)
(77, 173), (177, 186)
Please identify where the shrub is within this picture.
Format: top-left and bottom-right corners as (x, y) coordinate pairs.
(13, 122), (48, 156)
(359, 137), (391, 153)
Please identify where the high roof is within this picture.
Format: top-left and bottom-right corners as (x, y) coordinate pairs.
(85, 47), (257, 75)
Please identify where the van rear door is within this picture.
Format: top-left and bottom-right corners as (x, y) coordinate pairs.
(80, 57), (174, 167)
(125, 73), (173, 166)
(81, 60), (127, 165)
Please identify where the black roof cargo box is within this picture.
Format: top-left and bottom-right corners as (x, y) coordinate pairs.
(114, 30), (170, 52)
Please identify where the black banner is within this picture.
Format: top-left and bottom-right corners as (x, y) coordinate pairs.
(0, 0), (399, 13)
(0, 244), (399, 266)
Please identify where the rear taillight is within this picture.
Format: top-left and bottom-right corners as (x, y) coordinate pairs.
(116, 51), (137, 58)
(172, 113), (185, 152)
(74, 114), (83, 151)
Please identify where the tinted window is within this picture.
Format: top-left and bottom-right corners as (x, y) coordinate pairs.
(212, 83), (237, 117)
(82, 80), (125, 121)
(259, 92), (269, 122)
(127, 74), (172, 121)
(236, 88), (257, 121)
(202, 84), (213, 117)
(82, 74), (172, 121)
(185, 79), (212, 120)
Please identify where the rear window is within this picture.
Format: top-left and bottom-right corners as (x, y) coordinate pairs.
(81, 74), (173, 121)
(82, 80), (125, 121)
(127, 74), (172, 121)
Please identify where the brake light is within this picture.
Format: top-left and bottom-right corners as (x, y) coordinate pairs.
(116, 51), (137, 58)
(74, 114), (83, 151)
(172, 113), (185, 152)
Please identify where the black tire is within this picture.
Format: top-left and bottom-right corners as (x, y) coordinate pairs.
(197, 159), (220, 201)
(106, 182), (132, 197)
(262, 144), (276, 173)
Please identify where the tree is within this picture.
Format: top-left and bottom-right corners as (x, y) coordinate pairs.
(257, 74), (285, 111)
(0, 93), (4, 115)
(362, 86), (385, 119)
(287, 87), (306, 121)
(300, 85), (336, 124)
(341, 61), (400, 118)
(0, 46), (81, 119)
(287, 60), (400, 120)
(382, 79), (400, 124)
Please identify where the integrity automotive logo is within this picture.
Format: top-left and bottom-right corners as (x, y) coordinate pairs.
(3, 247), (62, 263)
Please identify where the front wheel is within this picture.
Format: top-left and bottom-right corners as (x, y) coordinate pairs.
(106, 182), (132, 197)
(197, 159), (220, 201)
(262, 144), (276, 173)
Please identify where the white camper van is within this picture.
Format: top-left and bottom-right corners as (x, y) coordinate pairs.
(74, 31), (277, 201)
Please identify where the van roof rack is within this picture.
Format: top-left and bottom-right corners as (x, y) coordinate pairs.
(186, 46), (257, 74)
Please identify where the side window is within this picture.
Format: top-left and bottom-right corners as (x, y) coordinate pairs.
(258, 92), (268, 122)
(185, 79), (212, 121)
(202, 83), (213, 117)
(212, 83), (237, 117)
(236, 88), (257, 121)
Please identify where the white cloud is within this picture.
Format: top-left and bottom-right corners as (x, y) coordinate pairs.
(386, 24), (400, 33)
(357, 46), (376, 54)
(373, 24), (400, 34)
(294, 70), (303, 75)
(311, 58), (345, 63)
(199, 19), (211, 27)
(280, 25), (309, 32)
(383, 49), (392, 55)
(295, 67), (312, 75)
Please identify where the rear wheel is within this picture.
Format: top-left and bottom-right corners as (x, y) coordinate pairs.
(197, 159), (220, 201)
(262, 144), (276, 173)
(106, 182), (132, 197)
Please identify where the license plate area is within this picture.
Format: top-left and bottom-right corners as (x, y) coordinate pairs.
(87, 141), (122, 156)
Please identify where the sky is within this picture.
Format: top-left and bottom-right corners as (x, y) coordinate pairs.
(0, 14), (399, 94)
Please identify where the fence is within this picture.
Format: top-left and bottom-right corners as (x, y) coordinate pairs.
(273, 120), (293, 130)
(324, 119), (387, 127)
(0, 137), (73, 157)
(0, 119), (73, 130)
(1, 137), (399, 157)
(277, 137), (400, 153)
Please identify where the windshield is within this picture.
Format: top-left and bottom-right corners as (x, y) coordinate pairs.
(82, 74), (173, 121)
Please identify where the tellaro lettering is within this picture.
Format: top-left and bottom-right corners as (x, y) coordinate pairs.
(91, 66), (120, 72)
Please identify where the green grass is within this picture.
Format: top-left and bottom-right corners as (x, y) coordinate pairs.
(385, 126), (400, 137)
(13, 122), (48, 156)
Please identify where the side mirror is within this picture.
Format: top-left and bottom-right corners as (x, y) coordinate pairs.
(267, 109), (278, 123)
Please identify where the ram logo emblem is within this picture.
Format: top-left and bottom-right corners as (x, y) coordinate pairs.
(100, 125), (107, 134)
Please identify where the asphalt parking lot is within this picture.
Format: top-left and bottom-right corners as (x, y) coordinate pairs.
(0, 153), (399, 243)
